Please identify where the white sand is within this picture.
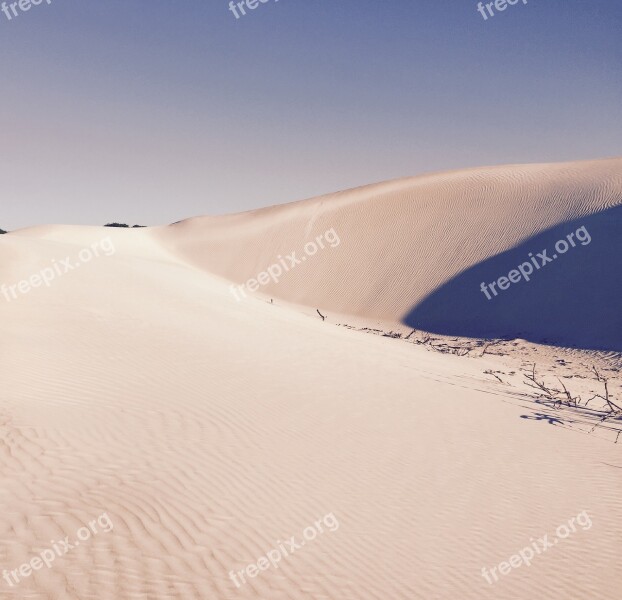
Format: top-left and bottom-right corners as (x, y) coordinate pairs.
(0, 158), (620, 599)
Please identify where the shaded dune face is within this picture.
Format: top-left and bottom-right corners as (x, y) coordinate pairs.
(405, 205), (622, 352)
(160, 158), (622, 351)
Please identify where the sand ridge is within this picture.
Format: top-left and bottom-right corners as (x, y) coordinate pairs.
(155, 158), (622, 330)
(0, 158), (621, 599)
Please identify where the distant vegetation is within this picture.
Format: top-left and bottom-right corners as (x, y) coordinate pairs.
(0, 225), (147, 232)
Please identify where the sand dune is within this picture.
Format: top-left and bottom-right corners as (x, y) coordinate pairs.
(157, 157), (622, 350)
(0, 158), (621, 599)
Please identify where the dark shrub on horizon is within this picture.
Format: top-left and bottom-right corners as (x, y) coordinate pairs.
(105, 223), (129, 228)
(0, 229), (7, 234)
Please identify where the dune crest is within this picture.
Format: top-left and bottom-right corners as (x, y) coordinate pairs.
(157, 157), (622, 349)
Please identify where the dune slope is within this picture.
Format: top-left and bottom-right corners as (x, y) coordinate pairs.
(0, 160), (621, 599)
(157, 157), (622, 350)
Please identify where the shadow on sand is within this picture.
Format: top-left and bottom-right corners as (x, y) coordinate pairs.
(404, 204), (622, 352)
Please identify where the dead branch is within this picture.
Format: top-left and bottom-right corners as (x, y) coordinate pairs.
(484, 369), (503, 383)
(556, 377), (580, 408)
(523, 363), (560, 402)
(481, 340), (502, 357)
(589, 366), (622, 413)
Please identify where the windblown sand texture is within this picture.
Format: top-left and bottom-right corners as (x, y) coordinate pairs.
(0, 158), (621, 599)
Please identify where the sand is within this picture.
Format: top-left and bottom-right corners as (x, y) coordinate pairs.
(0, 157), (620, 599)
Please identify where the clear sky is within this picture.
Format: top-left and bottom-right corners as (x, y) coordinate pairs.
(1, 0), (620, 229)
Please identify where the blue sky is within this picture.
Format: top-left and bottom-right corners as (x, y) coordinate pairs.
(1, 0), (620, 229)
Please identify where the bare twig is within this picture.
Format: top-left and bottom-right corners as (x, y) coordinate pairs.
(481, 340), (502, 357)
(557, 377), (580, 408)
(523, 363), (560, 401)
(590, 366), (622, 413)
(484, 369), (503, 383)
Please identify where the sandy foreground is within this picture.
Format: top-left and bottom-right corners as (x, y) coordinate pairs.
(0, 158), (621, 599)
